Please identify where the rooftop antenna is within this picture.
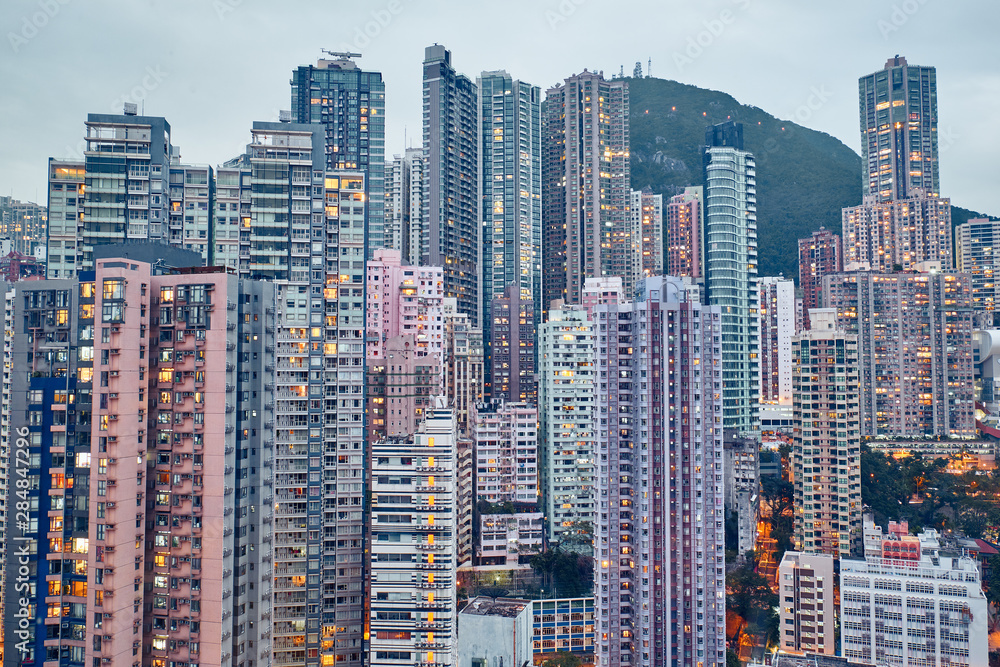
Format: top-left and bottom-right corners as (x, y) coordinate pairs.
(322, 50), (362, 59)
(648, 57), (652, 79)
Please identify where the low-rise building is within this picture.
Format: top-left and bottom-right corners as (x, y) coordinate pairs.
(531, 597), (596, 659)
(457, 597), (533, 667)
(476, 512), (544, 566)
(777, 552), (836, 656)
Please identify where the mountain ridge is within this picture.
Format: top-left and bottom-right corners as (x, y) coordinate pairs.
(626, 76), (991, 280)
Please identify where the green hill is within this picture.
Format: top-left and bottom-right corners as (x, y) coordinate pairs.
(627, 76), (990, 280)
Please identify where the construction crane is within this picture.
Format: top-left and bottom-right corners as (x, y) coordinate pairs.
(321, 50), (361, 59)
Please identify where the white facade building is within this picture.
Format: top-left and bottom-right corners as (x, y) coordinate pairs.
(839, 520), (988, 666)
(471, 400), (538, 505)
(777, 552), (836, 656)
(369, 402), (459, 667)
(538, 304), (596, 547)
(758, 276), (795, 404)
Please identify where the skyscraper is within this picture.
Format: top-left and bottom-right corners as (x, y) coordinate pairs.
(1, 260), (276, 667)
(422, 45), (479, 325)
(956, 217), (1000, 314)
(443, 298), (484, 436)
(823, 270), (975, 438)
(291, 54), (387, 255)
(595, 276), (726, 667)
(488, 283), (536, 403)
(792, 309), (862, 557)
(538, 304), (595, 548)
(542, 71), (630, 310)
(758, 276), (795, 404)
(369, 402), (459, 667)
(859, 56), (938, 202)
(797, 227), (842, 331)
(240, 122), (368, 667)
(471, 400), (538, 505)
(365, 248), (444, 370)
(78, 112), (176, 271)
(478, 70), (542, 328)
(629, 188), (664, 288)
(384, 148), (425, 264)
(842, 192), (952, 272)
(703, 121), (759, 437)
(45, 159), (85, 279)
(664, 187), (702, 280)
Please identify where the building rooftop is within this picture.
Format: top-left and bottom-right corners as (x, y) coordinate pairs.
(461, 597), (530, 618)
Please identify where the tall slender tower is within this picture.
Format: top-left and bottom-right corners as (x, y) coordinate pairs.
(542, 71), (630, 311)
(595, 276), (726, 667)
(792, 309), (862, 558)
(422, 45), (479, 325)
(478, 71), (542, 327)
(859, 56), (938, 202)
(291, 55), (387, 256)
(797, 227), (842, 331)
(240, 122), (368, 667)
(703, 121), (759, 437)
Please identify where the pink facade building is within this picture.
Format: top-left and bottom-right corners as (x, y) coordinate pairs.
(797, 227), (842, 331)
(366, 334), (440, 442)
(665, 187), (702, 279)
(595, 276), (727, 667)
(366, 247), (444, 370)
(822, 270), (975, 438)
(4, 259), (276, 667)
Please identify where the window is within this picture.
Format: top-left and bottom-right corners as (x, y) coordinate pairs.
(102, 279), (125, 300)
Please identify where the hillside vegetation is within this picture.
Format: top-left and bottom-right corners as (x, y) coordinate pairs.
(627, 76), (990, 279)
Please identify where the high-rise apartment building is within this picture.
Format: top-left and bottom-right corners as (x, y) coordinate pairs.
(79, 113), (175, 271)
(758, 277), (795, 405)
(366, 334), (440, 443)
(443, 298), (484, 435)
(542, 70), (630, 310)
(384, 148), (425, 265)
(581, 276), (624, 318)
(777, 552), (836, 656)
(478, 71), (542, 328)
(422, 45), (479, 325)
(0, 196), (47, 256)
(1, 260), (276, 667)
(291, 55), (386, 255)
(841, 521), (988, 666)
(842, 192), (952, 272)
(45, 160), (85, 279)
(369, 403), (458, 667)
(212, 158), (251, 273)
(487, 283), (536, 403)
(792, 309), (862, 558)
(797, 227), (842, 332)
(595, 276), (726, 667)
(471, 400), (538, 505)
(956, 217), (1000, 314)
(703, 121), (759, 437)
(723, 432), (760, 557)
(823, 270), (975, 438)
(664, 187), (702, 280)
(859, 56), (938, 202)
(538, 304), (595, 547)
(240, 121), (369, 667)
(629, 189), (664, 288)
(365, 248), (444, 370)
(167, 162), (214, 260)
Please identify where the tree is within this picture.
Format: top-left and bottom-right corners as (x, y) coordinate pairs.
(727, 563), (776, 621)
(727, 648), (742, 667)
(542, 653), (582, 667)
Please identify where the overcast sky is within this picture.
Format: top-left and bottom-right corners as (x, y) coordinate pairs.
(2, 0), (998, 214)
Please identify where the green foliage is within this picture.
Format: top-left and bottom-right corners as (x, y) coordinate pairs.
(860, 444), (1000, 535)
(760, 473), (794, 562)
(541, 652), (582, 667)
(529, 547), (594, 598)
(627, 76), (995, 280)
(727, 562), (777, 621)
(727, 648), (742, 667)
